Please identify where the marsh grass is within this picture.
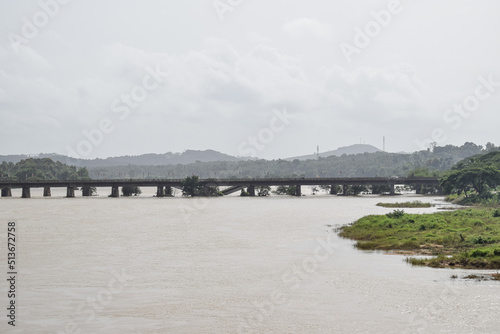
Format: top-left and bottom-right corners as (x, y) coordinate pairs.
(340, 208), (500, 269)
(376, 201), (432, 208)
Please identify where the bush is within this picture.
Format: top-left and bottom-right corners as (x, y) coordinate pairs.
(386, 209), (405, 219)
(493, 209), (500, 218)
(472, 236), (494, 244)
(122, 185), (141, 196)
(256, 186), (271, 197)
(273, 185), (296, 196)
(470, 249), (489, 257)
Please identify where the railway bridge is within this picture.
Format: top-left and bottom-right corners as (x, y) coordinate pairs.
(0, 177), (441, 198)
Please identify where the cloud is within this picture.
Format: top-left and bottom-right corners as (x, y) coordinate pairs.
(0, 36), (428, 156)
(246, 32), (272, 46)
(0, 35), (478, 157)
(282, 18), (332, 40)
(321, 64), (425, 120)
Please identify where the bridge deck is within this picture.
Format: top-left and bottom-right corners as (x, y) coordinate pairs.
(0, 177), (439, 189)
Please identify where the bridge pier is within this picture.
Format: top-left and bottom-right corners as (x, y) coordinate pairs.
(66, 187), (75, 198)
(110, 186), (120, 198)
(294, 185), (301, 196)
(156, 186), (164, 197)
(329, 185), (337, 195)
(415, 185), (422, 194)
(22, 187), (31, 198)
(43, 186), (51, 197)
(247, 185), (255, 197)
(342, 184), (348, 196)
(164, 186), (172, 197)
(390, 184), (395, 196)
(1, 188), (12, 197)
(202, 185), (210, 196)
(82, 186), (91, 197)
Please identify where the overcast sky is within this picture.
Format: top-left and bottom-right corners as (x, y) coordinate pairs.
(1, 0), (499, 159)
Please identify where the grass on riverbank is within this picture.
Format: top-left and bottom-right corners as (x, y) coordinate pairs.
(376, 201), (432, 208)
(445, 193), (500, 207)
(339, 208), (500, 269)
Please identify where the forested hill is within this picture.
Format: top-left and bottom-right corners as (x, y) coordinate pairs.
(286, 144), (381, 161)
(0, 150), (242, 167)
(87, 142), (500, 179)
(0, 158), (90, 181)
(1, 142), (498, 180)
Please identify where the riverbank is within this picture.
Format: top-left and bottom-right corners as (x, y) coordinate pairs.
(339, 207), (500, 269)
(376, 201), (432, 208)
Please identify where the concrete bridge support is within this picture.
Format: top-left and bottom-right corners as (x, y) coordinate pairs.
(1, 188), (12, 197)
(110, 186), (120, 198)
(390, 184), (395, 196)
(164, 186), (172, 197)
(82, 186), (91, 197)
(43, 187), (51, 197)
(66, 187), (75, 198)
(329, 185), (337, 195)
(247, 185), (255, 197)
(202, 185), (210, 196)
(22, 187), (31, 198)
(156, 186), (164, 197)
(415, 185), (422, 194)
(342, 184), (349, 196)
(295, 185), (301, 196)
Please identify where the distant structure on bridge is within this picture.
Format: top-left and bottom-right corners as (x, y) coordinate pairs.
(0, 177), (441, 198)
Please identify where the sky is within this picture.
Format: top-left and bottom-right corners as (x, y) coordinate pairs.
(1, 0), (500, 160)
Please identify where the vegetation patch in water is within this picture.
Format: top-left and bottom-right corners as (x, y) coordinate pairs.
(339, 208), (500, 269)
(376, 201), (432, 208)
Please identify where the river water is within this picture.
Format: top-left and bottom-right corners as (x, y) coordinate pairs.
(0, 189), (498, 333)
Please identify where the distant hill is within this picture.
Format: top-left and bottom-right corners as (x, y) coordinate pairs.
(286, 144), (382, 161)
(0, 150), (242, 167)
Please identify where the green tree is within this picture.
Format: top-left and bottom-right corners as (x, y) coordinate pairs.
(350, 185), (367, 195)
(440, 165), (500, 197)
(182, 176), (202, 197)
(371, 184), (392, 194)
(2, 158), (90, 181)
(319, 184), (331, 193)
(273, 185), (297, 196)
(256, 185), (271, 196)
(122, 185), (142, 196)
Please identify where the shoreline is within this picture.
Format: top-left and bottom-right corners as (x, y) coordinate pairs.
(339, 205), (500, 270)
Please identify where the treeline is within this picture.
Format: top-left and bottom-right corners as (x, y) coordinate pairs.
(440, 151), (500, 204)
(0, 158), (90, 181)
(87, 142), (498, 179)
